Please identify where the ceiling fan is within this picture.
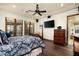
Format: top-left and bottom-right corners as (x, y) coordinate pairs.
(25, 4), (46, 16)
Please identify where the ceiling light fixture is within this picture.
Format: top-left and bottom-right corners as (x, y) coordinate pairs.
(12, 5), (16, 8)
(60, 3), (64, 7)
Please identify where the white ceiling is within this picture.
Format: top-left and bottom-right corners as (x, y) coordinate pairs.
(0, 3), (79, 19)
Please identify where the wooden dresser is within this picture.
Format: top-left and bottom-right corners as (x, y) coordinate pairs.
(74, 36), (79, 56)
(54, 29), (65, 45)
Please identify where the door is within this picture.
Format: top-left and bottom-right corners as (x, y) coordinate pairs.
(24, 21), (34, 35)
(5, 17), (23, 36)
(16, 24), (23, 36)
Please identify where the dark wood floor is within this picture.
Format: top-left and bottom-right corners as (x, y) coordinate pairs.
(41, 39), (73, 56)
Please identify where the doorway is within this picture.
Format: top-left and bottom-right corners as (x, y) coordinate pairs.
(67, 14), (79, 45)
(24, 21), (34, 35)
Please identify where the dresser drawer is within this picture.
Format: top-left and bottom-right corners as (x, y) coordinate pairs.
(54, 34), (65, 37)
(54, 37), (65, 41)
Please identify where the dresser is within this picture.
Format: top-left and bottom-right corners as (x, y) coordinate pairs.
(54, 29), (65, 45)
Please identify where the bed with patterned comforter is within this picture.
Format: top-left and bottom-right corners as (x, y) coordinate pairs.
(0, 34), (45, 56)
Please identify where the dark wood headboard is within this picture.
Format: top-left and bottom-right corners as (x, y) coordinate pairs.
(30, 34), (43, 40)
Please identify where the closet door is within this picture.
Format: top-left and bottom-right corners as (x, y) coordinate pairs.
(24, 21), (34, 35)
(16, 25), (23, 36)
(5, 17), (23, 36)
(29, 22), (34, 35)
(24, 21), (29, 35)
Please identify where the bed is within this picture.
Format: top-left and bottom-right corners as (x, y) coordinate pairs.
(0, 30), (45, 56)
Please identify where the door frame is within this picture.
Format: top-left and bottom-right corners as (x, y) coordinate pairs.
(67, 13), (79, 45)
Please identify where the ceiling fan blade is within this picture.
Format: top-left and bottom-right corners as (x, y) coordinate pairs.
(25, 10), (35, 12)
(39, 10), (46, 13)
(38, 12), (42, 16)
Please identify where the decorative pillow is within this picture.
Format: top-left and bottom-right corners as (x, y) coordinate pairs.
(5, 32), (11, 38)
(0, 30), (8, 44)
(0, 33), (3, 45)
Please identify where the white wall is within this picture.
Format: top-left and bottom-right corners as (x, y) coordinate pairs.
(35, 8), (78, 40)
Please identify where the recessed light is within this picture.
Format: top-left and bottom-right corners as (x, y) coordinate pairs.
(60, 3), (64, 7)
(12, 5), (16, 8)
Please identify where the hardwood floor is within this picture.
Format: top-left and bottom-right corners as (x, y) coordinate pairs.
(41, 39), (73, 56)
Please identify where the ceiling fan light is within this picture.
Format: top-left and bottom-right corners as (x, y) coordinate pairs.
(36, 14), (39, 16)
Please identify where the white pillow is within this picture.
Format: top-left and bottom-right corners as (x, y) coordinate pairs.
(0, 35), (3, 45)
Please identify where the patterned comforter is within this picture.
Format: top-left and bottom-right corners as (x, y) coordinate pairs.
(0, 35), (45, 56)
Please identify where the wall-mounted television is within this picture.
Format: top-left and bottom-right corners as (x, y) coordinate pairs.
(44, 20), (55, 28)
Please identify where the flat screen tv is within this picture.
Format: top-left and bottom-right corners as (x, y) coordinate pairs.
(44, 20), (55, 28)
